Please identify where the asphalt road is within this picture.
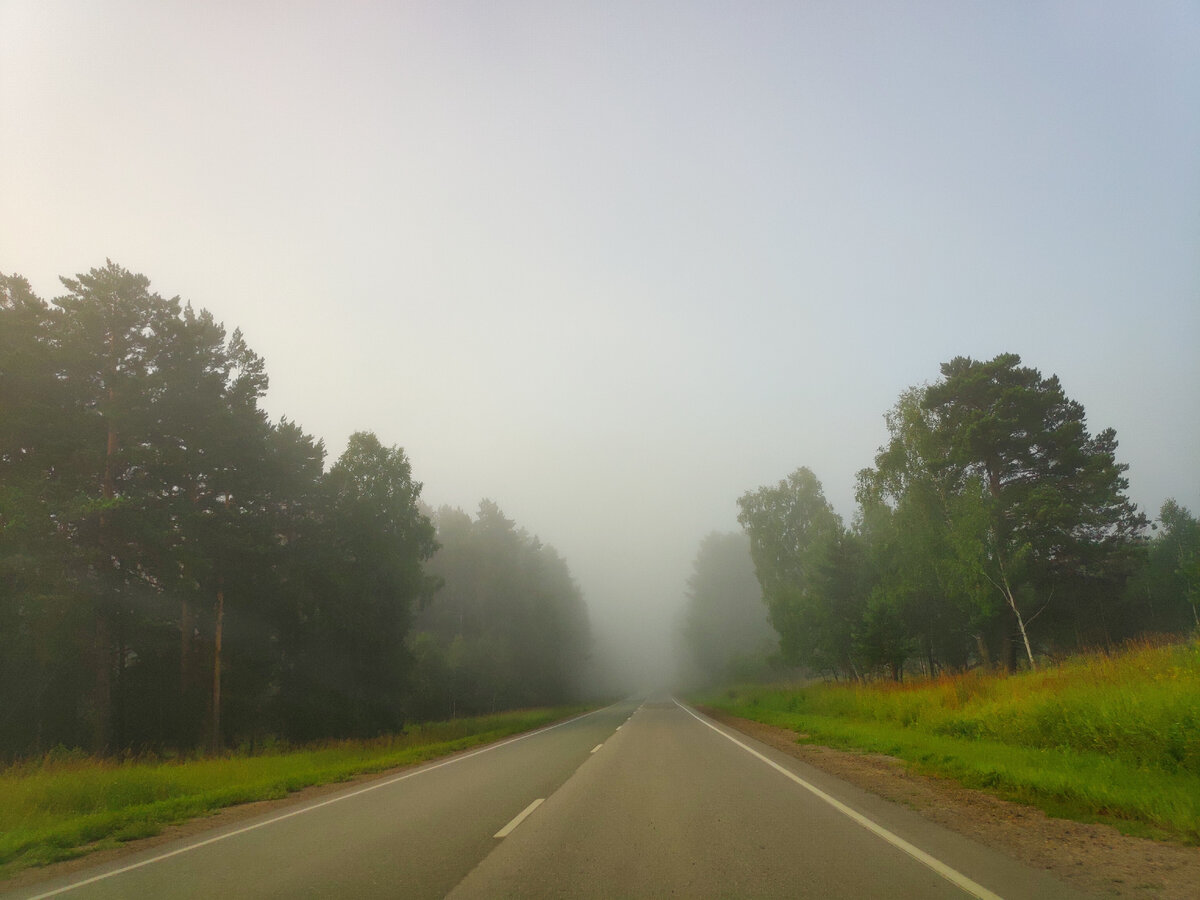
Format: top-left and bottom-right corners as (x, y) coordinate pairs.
(6, 698), (1090, 899)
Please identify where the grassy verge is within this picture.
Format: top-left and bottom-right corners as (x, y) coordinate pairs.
(697, 638), (1200, 844)
(0, 706), (590, 877)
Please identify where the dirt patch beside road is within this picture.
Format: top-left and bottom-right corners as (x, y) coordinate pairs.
(703, 707), (1200, 900)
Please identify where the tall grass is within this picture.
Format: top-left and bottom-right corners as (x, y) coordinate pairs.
(700, 638), (1200, 843)
(0, 707), (586, 876)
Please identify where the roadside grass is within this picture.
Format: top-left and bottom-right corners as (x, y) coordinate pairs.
(697, 637), (1200, 844)
(0, 706), (590, 878)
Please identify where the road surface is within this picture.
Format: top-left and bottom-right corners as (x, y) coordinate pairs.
(5, 698), (1089, 899)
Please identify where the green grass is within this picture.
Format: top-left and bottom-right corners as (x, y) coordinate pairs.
(0, 706), (589, 877)
(697, 638), (1200, 844)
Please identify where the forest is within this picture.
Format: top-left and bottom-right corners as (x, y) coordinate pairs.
(0, 262), (591, 760)
(683, 354), (1199, 684)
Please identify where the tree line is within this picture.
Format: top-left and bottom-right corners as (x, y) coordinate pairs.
(0, 262), (590, 759)
(684, 354), (1197, 683)
(408, 502), (590, 721)
(677, 532), (775, 687)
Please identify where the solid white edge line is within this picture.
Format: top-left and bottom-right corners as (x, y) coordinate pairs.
(673, 699), (1003, 900)
(493, 798), (544, 838)
(27, 704), (618, 900)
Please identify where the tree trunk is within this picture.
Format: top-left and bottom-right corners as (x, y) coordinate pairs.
(93, 370), (119, 755)
(1000, 578), (1036, 671)
(210, 580), (224, 754)
(182, 480), (199, 699)
(113, 611), (127, 752)
(988, 546), (1036, 672)
(34, 682), (44, 756)
(181, 596), (196, 691)
(92, 615), (113, 754)
(974, 633), (992, 671)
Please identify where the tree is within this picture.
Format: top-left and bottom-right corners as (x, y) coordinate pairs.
(1, 265), (275, 754)
(815, 528), (877, 677)
(301, 432), (438, 737)
(736, 468), (853, 674)
(856, 390), (999, 674)
(921, 354), (1147, 668)
(679, 532), (775, 685)
(45, 262), (187, 752)
(156, 310), (275, 751)
(0, 273), (93, 755)
(1126, 501), (1200, 633)
(4, 262), (476, 755)
(1160, 502), (1200, 630)
(409, 501), (590, 718)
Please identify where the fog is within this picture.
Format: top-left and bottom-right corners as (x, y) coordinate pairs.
(3, 2), (1197, 693)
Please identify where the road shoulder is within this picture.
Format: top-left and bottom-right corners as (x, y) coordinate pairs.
(701, 707), (1200, 900)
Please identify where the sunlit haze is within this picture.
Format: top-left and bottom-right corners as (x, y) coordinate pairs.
(3, 1), (1198, 690)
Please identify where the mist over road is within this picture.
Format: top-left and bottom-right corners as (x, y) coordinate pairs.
(8, 701), (1086, 899)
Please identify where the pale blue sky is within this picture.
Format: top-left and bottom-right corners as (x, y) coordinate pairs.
(3, 1), (1198, 681)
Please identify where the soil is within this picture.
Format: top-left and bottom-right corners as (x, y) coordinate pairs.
(5, 715), (1199, 898)
(702, 707), (1200, 900)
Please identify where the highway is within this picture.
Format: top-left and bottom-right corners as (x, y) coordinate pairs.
(6, 699), (1089, 899)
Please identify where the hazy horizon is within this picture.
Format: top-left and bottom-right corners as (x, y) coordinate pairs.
(4, 2), (1197, 688)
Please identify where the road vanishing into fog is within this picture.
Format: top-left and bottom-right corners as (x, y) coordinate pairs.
(6, 699), (1089, 900)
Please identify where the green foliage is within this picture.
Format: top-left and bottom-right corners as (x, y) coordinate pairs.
(919, 354), (1148, 666)
(748, 353), (1158, 682)
(282, 432), (438, 739)
(1, 262), (587, 761)
(1126, 501), (1200, 633)
(856, 401), (1000, 676)
(406, 502), (591, 720)
(736, 468), (850, 671)
(700, 639), (1200, 842)
(734, 352), (1166, 676)
(679, 532), (776, 686)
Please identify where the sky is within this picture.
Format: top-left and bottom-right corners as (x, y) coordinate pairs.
(3, 1), (1198, 687)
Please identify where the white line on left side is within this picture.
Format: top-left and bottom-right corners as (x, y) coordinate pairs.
(494, 798), (544, 838)
(26, 705), (614, 900)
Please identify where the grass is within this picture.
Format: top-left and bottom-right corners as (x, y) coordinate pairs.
(0, 706), (589, 878)
(697, 637), (1200, 844)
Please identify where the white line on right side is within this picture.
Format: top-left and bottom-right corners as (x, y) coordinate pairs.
(674, 699), (1003, 900)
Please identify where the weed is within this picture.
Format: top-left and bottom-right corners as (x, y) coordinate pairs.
(698, 638), (1200, 843)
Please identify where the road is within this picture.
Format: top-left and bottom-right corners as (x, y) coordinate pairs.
(5, 698), (1089, 899)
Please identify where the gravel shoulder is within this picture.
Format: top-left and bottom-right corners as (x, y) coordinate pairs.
(703, 707), (1200, 900)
